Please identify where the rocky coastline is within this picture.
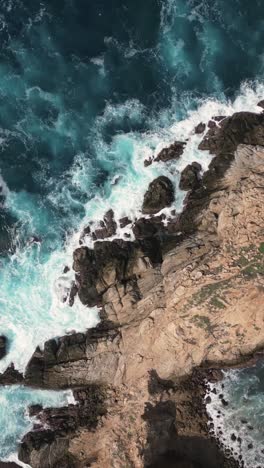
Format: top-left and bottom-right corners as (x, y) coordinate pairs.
(1, 107), (264, 467)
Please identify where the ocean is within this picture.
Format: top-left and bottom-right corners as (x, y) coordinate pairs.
(0, 0), (263, 465)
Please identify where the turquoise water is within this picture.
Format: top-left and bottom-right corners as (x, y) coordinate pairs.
(0, 0), (263, 464)
(0, 385), (74, 466)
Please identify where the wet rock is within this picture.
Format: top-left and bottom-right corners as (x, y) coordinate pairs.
(94, 209), (117, 240)
(144, 157), (153, 167)
(204, 396), (211, 404)
(154, 141), (186, 163)
(19, 385), (106, 468)
(28, 404), (43, 417)
(221, 398), (229, 407)
(199, 112), (264, 160)
(68, 282), (78, 307)
(0, 335), (7, 360)
(179, 162), (202, 191)
(119, 216), (132, 228)
(247, 443), (253, 449)
(195, 122), (206, 134)
(0, 363), (23, 385)
(231, 434), (237, 441)
(257, 100), (264, 109)
(132, 217), (161, 240)
(73, 240), (139, 307)
(142, 176), (174, 215)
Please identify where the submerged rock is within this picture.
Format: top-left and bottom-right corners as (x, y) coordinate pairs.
(142, 176), (174, 214)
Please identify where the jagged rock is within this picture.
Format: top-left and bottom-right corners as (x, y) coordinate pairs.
(28, 404), (43, 417)
(142, 176), (174, 215)
(119, 216), (132, 228)
(0, 363), (23, 385)
(73, 240), (140, 307)
(25, 325), (122, 388)
(199, 112), (264, 156)
(179, 162), (202, 191)
(257, 100), (264, 109)
(195, 122), (206, 134)
(93, 209), (117, 240)
(0, 336), (7, 360)
(154, 141), (186, 163)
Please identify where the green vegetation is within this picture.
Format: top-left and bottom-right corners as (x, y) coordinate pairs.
(191, 315), (216, 333)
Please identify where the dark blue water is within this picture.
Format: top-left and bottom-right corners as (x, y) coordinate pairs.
(0, 0), (263, 465)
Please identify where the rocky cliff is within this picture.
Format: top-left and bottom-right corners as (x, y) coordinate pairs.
(2, 110), (264, 468)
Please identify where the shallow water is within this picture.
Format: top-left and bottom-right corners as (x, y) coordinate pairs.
(0, 0), (263, 464)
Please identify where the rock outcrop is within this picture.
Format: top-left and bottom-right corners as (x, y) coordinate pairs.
(142, 176), (174, 214)
(10, 110), (264, 468)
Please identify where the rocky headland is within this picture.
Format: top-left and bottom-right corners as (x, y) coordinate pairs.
(1, 108), (264, 468)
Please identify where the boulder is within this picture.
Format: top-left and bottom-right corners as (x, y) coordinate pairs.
(142, 176), (174, 215)
(179, 162), (202, 191)
(154, 141), (186, 163)
(257, 100), (264, 109)
(194, 122), (206, 134)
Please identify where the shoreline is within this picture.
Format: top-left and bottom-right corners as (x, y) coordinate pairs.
(1, 108), (264, 467)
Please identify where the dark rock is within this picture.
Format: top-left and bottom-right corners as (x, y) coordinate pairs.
(144, 157), (153, 167)
(94, 209), (117, 240)
(73, 240), (137, 307)
(63, 266), (70, 274)
(119, 216), (132, 228)
(79, 225), (91, 244)
(0, 336), (7, 360)
(195, 122), (206, 134)
(28, 404), (43, 417)
(199, 112), (264, 157)
(221, 399), (229, 406)
(142, 176), (174, 215)
(205, 396), (211, 404)
(0, 463), (21, 468)
(247, 443), (253, 449)
(154, 141), (186, 163)
(68, 282), (78, 307)
(231, 434), (236, 441)
(19, 385), (106, 467)
(0, 363), (23, 385)
(257, 100), (264, 109)
(179, 162), (202, 191)
(132, 218), (161, 240)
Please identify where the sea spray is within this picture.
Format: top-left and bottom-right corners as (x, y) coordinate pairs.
(206, 360), (264, 467)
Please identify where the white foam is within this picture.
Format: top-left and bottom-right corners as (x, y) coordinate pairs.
(206, 363), (264, 467)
